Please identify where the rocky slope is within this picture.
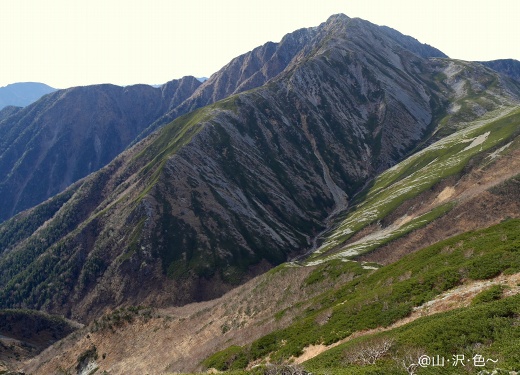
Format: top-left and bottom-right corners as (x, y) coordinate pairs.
(135, 15), (446, 140)
(133, 23), (321, 140)
(0, 77), (201, 222)
(0, 105), (22, 122)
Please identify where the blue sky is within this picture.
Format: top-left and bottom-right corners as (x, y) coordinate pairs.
(1, 0), (519, 88)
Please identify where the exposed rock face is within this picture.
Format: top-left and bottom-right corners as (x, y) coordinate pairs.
(0, 77), (201, 222)
(379, 25), (447, 58)
(160, 76), (204, 110)
(1, 14), (517, 323)
(137, 14), (448, 139)
(136, 23), (321, 139)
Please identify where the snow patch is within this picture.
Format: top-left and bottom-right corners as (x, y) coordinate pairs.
(486, 141), (512, 160)
(448, 102), (461, 114)
(461, 131), (490, 152)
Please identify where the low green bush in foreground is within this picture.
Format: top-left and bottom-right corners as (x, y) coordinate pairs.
(204, 219), (520, 372)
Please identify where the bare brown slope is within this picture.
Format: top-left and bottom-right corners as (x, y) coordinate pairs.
(0, 309), (80, 372)
(22, 264), (329, 375)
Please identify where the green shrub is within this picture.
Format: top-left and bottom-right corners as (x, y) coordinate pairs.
(204, 219), (520, 370)
(202, 345), (248, 371)
(472, 285), (506, 305)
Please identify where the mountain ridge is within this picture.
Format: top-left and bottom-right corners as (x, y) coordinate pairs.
(480, 58), (520, 82)
(135, 14), (447, 141)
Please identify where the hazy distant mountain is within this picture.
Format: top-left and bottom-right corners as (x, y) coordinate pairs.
(0, 82), (56, 109)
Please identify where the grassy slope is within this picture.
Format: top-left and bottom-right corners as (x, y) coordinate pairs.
(306, 293), (520, 374)
(203, 217), (520, 372)
(199, 100), (520, 374)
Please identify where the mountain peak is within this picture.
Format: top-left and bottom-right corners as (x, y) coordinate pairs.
(325, 13), (351, 24)
(317, 13), (447, 59)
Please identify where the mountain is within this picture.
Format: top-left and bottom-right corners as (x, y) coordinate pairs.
(480, 58), (520, 82)
(0, 82), (56, 110)
(1, 14), (520, 374)
(24, 83), (520, 374)
(0, 77), (201, 222)
(1, 14), (518, 324)
(0, 22), (349, 223)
